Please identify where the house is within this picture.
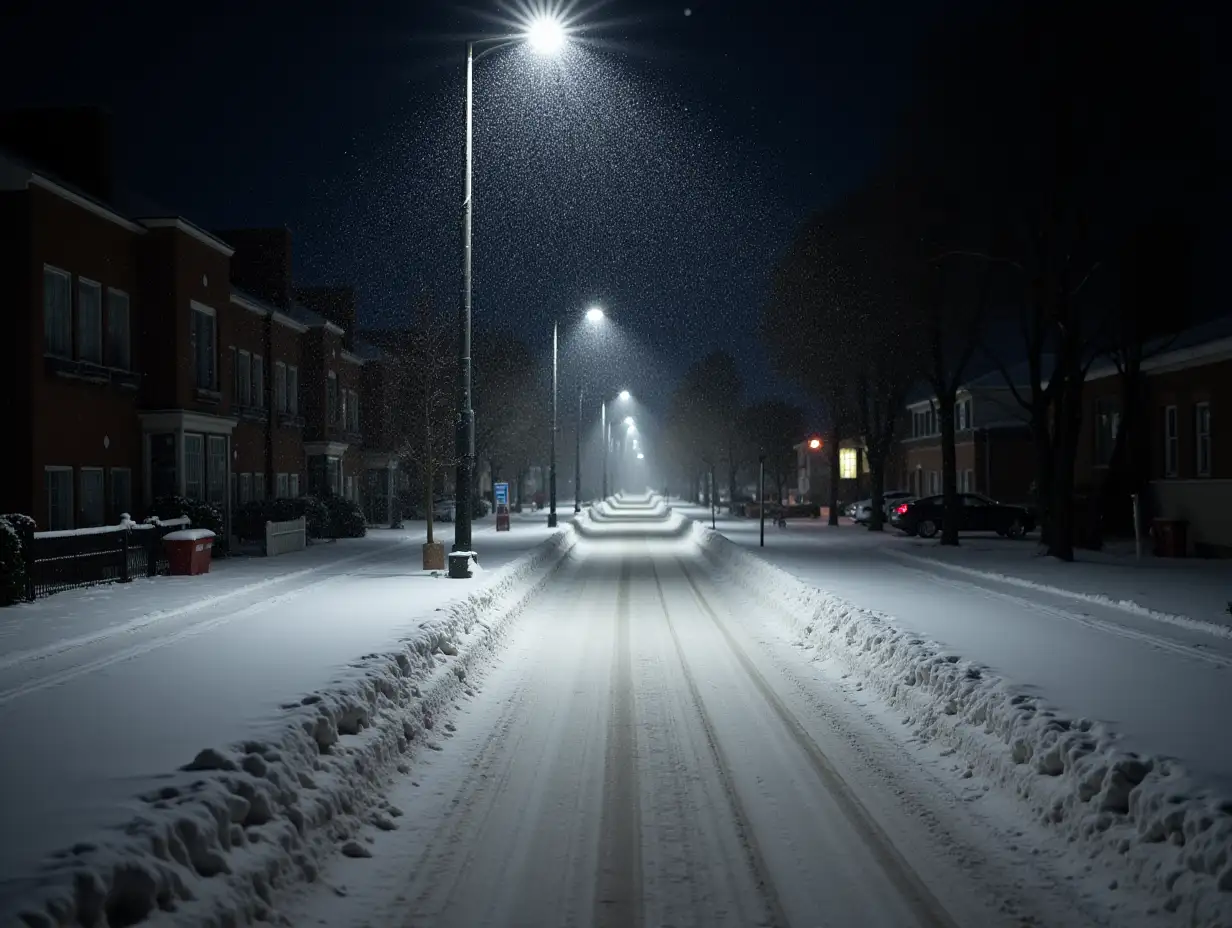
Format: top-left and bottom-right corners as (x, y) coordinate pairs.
(1077, 315), (1231, 556)
(791, 436), (870, 507)
(0, 108), (402, 533)
(899, 370), (1036, 505)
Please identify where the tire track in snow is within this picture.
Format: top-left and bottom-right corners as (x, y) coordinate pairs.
(594, 555), (643, 928)
(672, 555), (959, 928)
(650, 559), (791, 928)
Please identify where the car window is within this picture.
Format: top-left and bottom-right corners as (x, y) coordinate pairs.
(961, 495), (987, 507)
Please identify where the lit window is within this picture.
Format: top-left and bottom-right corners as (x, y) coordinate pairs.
(839, 447), (858, 480)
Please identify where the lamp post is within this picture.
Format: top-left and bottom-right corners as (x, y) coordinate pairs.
(600, 390), (631, 499)
(549, 305), (604, 525)
(453, 17), (566, 572)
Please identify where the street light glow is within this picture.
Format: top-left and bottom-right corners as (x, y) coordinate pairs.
(637, 452), (645, 460)
(585, 306), (605, 323)
(618, 389), (631, 401)
(527, 16), (567, 54)
(808, 437), (822, 450)
(624, 416), (634, 426)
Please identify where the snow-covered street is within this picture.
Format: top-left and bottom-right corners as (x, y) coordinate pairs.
(5, 497), (1230, 927)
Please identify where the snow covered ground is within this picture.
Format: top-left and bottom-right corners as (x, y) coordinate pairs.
(689, 506), (1232, 925)
(0, 512), (566, 926)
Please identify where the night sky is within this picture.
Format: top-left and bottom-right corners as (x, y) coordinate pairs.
(3, 0), (1219, 426)
(0, 0), (973, 421)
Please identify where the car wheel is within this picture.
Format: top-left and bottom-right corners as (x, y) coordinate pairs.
(1005, 518), (1026, 539)
(917, 519), (938, 539)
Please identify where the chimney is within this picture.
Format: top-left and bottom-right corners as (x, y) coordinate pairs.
(217, 228), (293, 308)
(295, 286), (357, 348)
(0, 106), (114, 202)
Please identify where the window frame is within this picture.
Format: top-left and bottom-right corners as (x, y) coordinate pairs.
(239, 472), (252, 505)
(277, 473), (289, 498)
(253, 354), (265, 409)
(838, 447), (858, 480)
(287, 365), (299, 415)
(237, 350), (252, 407)
(184, 433), (205, 500)
(190, 301), (217, 391)
(275, 361), (287, 413)
(1195, 402), (1211, 478)
(289, 473), (300, 498)
(1163, 405), (1179, 477)
(43, 265), (73, 358)
(76, 277), (104, 364)
(106, 287), (131, 370)
(327, 371), (339, 426)
(78, 466), (106, 527)
(109, 467), (133, 522)
(45, 466), (75, 531)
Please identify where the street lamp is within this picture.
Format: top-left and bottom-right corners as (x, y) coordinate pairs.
(453, 19), (566, 570)
(601, 390), (632, 498)
(549, 305), (603, 527)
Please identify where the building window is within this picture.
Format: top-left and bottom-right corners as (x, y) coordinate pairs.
(965, 469), (974, 493)
(151, 433), (177, 500)
(106, 289), (130, 369)
(253, 355), (265, 408)
(275, 362), (287, 412)
(79, 467), (105, 527)
(327, 372), (338, 425)
(1094, 397), (1120, 467)
(239, 473), (252, 505)
(838, 447), (858, 480)
(277, 473), (289, 498)
(252, 473), (266, 502)
(43, 266), (73, 358)
(237, 350), (252, 406)
(1195, 402), (1211, 477)
(288, 365), (299, 415)
(929, 470), (940, 494)
(192, 303), (216, 390)
(1163, 405), (1178, 477)
(110, 467), (132, 521)
(76, 278), (103, 364)
(46, 467), (74, 531)
(289, 473), (300, 498)
(348, 390), (359, 432)
(184, 434), (205, 499)
(207, 436), (227, 505)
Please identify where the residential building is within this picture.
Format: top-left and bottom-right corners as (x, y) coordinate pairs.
(900, 372), (1036, 505)
(0, 109), (402, 533)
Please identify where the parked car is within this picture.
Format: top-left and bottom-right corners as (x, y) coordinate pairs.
(433, 499), (456, 522)
(890, 493), (1035, 539)
(848, 491), (913, 523)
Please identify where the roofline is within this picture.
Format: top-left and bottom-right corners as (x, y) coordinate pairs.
(26, 174), (146, 234)
(230, 291), (310, 333)
(1086, 336), (1232, 381)
(139, 217), (235, 257)
(340, 350), (365, 366)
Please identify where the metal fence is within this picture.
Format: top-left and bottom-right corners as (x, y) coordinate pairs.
(17, 517), (191, 601)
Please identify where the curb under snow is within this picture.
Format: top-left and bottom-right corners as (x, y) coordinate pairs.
(9, 528), (577, 928)
(692, 522), (1232, 928)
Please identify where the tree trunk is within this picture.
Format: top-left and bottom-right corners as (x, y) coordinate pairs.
(937, 391), (960, 546)
(867, 442), (887, 532)
(1045, 373), (1082, 561)
(827, 423), (842, 526)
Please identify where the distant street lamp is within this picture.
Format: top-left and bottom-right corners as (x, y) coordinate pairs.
(549, 306), (603, 526)
(454, 17), (566, 572)
(601, 390), (632, 498)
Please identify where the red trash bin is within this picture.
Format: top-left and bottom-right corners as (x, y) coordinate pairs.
(164, 529), (216, 575)
(1151, 519), (1188, 558)
(495, 504), (511, 532)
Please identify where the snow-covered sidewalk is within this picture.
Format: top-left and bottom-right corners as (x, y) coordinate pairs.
(0, 513), (570, 926)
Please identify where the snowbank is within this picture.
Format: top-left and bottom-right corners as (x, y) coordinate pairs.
(692, 521), (1232, 928)
(7, 528), (577, 928)
(591, 495), (670, 520)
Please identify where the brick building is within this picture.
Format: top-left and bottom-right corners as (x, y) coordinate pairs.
(0, 109), (402, 535)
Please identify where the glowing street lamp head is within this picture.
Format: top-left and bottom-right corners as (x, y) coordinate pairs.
(618, 389), (631, 402)
(623, 416), (634, 426)
(526, 16), (566, 55)
(637, 452), (645, 460)
(808, 437), (823, 451)
(585, 306), (605, 324)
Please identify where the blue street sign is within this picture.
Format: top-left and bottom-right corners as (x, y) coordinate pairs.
(494, 482), (509, 506)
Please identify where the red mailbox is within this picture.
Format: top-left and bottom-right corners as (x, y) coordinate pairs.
(495, 504), (511, 532)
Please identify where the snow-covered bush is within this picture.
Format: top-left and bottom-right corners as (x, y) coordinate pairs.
(151, 496), (223, 538)
(325, 496), (366, 538)
(299, 495), (329, 538)
(0, 514), (31, 606)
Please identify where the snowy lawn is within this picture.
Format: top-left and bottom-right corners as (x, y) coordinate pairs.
(0, 512), (570, 927)
(693, 521), (1232, 928)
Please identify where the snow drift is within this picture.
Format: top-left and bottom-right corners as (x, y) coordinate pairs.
(693, 522), (1232, 928)
(7, 528), (577, 928)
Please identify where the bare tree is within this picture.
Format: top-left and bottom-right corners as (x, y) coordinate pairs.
(392, 296), (457, 549)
